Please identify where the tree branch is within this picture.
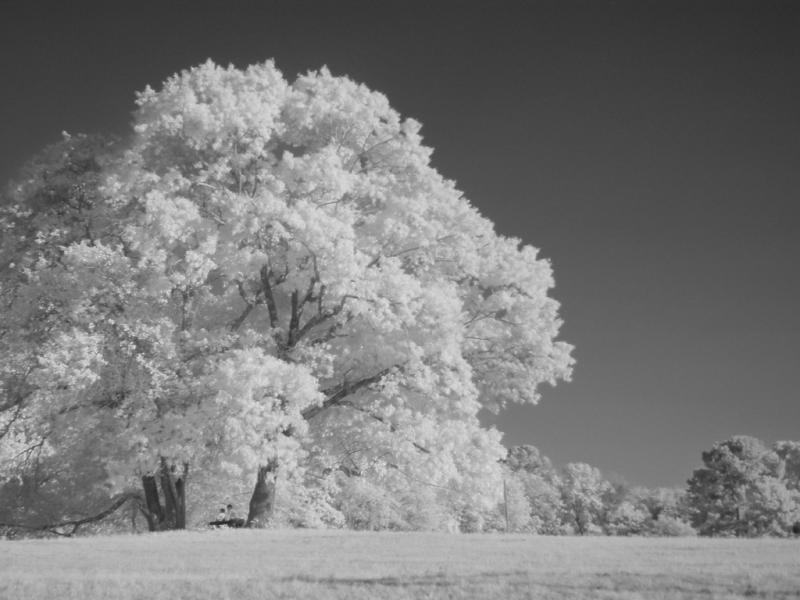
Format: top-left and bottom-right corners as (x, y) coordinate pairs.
(287, 290), (301, 347)
(301, 366), (396, 420)
(0, 492), (141, 537)
(227, 280), (255, 331)
(229, 303), (255, 331)
(260, 265), (280, 330)
(294, 292), (352, 343)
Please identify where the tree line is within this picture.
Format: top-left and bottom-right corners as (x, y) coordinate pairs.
(497, 436), (800, 537)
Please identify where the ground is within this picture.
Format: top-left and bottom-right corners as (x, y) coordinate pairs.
(1, 530), (798, 599)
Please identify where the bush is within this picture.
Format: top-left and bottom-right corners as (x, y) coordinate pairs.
(397, 487), (457, 532)
(274, 478), (344, 529)
(336, 477), (402, 530)
(647, 517), (696, 537)
(606, 501), (649, 536)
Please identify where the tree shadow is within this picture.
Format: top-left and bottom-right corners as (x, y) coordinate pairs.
(283, 570), (531, 588)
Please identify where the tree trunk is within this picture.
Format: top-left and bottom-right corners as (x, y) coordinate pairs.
(247, 459), (278, 527)
(574, 506), (586, 535)
(139, 459), (188, 531)
(503, 479), (510, 533)
(174, 464), (187, 529)
(141, 475), (163, 532)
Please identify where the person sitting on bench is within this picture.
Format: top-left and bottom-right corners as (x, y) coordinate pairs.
(208, 504), (245, 528)
(209, 507), (229, 528)
(226, 504), (245, 528)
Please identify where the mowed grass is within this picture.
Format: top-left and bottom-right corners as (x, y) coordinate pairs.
(1, 530), (798, 600)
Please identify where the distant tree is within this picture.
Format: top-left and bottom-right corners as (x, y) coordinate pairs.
(647, 515), (697, 537)
(522, 472), (565, 534)
(506, 445), (553, 474)
(598, 474), (633, 528)
(505, 445), (563, 533)
(559, 462), (610, 535)
(774, 441), (800, 492)
(686, 436), (800, 536)
(596, 475), (639, 535)
(598, 482), (694, 536)
(774, 440), (800, 534)
(605, 500), (649, 535)
(495, 472), (533, 532)
(632, 486), (686, 522)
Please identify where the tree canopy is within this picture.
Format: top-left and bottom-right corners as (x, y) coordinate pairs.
(0, 61), (574, 531)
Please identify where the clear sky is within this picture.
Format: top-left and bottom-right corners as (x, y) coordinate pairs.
(2, 1), (798, 487)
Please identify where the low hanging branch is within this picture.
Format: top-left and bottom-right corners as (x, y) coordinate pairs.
(0, 492), (142, 537)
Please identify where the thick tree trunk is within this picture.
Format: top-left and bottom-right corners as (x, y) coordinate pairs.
(141, 475), (163, 532)
(139, 459), (188, 531)
(246, 459), (278, 527)
(174, 465), (187, 529)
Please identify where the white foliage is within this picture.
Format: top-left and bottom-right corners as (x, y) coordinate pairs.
(1, 61), (574, 527)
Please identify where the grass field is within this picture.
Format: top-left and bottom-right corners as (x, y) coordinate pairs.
(1, 530), (798, 599)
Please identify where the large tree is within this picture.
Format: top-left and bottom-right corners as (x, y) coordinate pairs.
(0, 61), (573, 531)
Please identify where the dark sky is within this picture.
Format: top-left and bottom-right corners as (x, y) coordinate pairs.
(2, 1), (799, 487)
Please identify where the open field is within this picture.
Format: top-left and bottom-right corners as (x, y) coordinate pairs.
(1, 530), (798, 599)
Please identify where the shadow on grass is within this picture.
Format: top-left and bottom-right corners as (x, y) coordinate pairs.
(283, 571), (531, 588)
(282, 571), (800, 599)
